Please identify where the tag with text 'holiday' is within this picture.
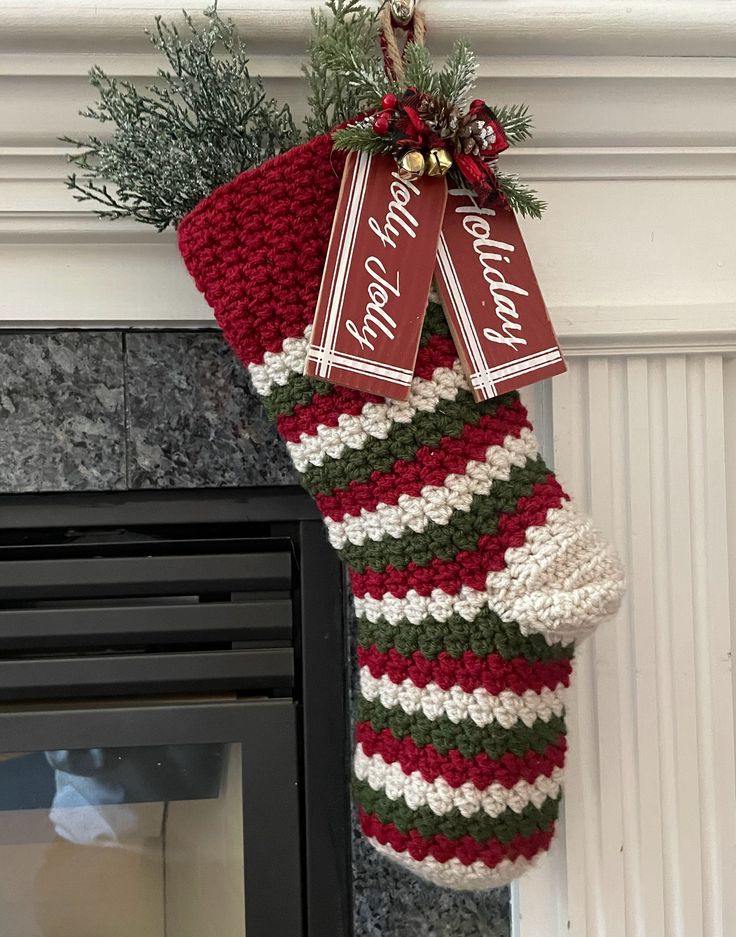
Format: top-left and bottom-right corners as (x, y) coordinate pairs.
(305, 152), (447, 400)
(435, 185), (566, 402)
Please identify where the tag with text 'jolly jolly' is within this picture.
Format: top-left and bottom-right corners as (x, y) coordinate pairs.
(435, 184), (566, 402)
(305, 152), (447, 400)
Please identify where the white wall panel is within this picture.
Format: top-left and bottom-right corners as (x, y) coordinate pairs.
(518, 352), (736, 937)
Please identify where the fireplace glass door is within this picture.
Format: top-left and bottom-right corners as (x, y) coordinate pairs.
(0, 699), (302, 937)
(0, 743), (242, 937)
(0, 493), (351, 937)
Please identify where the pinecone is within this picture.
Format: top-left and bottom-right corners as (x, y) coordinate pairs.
(417, 96), (459, 140)
(458, 115), (498, 155)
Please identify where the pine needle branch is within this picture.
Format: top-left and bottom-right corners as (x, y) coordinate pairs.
(497, 172), (547, 220)
(402, 43), (439, 97)
(437, 41), (478, 110)
(495, 103), (534, 145)
(332, 123), (394, 154)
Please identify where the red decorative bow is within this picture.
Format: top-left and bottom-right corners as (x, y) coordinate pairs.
(371, 90), (511, 206)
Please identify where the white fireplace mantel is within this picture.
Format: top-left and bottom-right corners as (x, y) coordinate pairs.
(1, 4), (735, 937)
(4, 1), (736, 56)
(2, 0), (736, 357)
(1, 1), (735, 344)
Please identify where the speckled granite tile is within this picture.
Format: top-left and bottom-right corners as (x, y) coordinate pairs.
(0, 332), (125, 492)
(353, 821), (511, 937)
(125, 331), (298, 489)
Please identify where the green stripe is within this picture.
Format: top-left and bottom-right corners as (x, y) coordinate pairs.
(263, 373), (330, 421)
(356, 697), (566, 759)
(341, 456), (550, 572)
(301, 390), (518, 496)
(262, 302), (450, 420)
(357, 607), (574, 662)
(419, 302), (451, 343)
(354, 778), (561, 844)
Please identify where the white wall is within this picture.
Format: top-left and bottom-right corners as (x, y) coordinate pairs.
(1, 3), (735, 935)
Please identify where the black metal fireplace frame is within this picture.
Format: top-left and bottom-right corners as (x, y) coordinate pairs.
(0, 486), (353, 937)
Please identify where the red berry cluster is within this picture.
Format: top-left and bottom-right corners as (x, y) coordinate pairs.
(373, 93), (399, 135)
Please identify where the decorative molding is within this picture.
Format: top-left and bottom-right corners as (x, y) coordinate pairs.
(4, 2), (736, 57)
(3, 52), (736, 80)
(3, 63), (736, 150)
(556, 305), (736, 357)
(1, 2), (735, 337)
(5, 144), (736, 205)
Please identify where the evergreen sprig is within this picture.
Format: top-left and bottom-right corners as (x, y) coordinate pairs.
(332, 122), (394, 155)
(436, 41), (478, 110)
(497, 172), (547, 220)
(64, 1), (546, 226)
(494, 103), (534, 145)
(303, 0), (394, 135)
(402, 43), (439, 97)
(63, 8), (299, 229)
(303, 0), (384, 135)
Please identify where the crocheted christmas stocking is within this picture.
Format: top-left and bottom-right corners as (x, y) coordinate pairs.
(178, 131), (625, 890)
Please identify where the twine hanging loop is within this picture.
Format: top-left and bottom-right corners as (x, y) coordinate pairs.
(379, 1), (427, 82)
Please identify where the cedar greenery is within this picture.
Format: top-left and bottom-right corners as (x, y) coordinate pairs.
(63, 8), (299, 230)
(64, 2), (545, 226)
(303, 0), (384, 135)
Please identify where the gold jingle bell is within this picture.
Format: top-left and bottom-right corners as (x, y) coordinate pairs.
(397, 150), (425, 182)
(426, 148), (453, 177)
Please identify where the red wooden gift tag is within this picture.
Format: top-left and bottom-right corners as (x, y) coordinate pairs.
(305, 152), (447, 400)
(435, 184), (566, 401)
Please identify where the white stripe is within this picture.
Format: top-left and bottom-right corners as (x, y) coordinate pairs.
(287, 362), (468, 473)
(315, 151), (371, 378)
(325, 428), (539, 549)
(472, 345), (560, 379)
(359, 669), (565, 729)
(437, 229), (497, 399)
(355, 583), (498, 626)
(353, 503), (625, 643)
(248, 329), (310, 397)
(371, 841), (538, 890)
(307, 346), (412, 384)
(308, 345), (412, 377)
(354, 746), (563, 819)
(471, 347), (563, 387)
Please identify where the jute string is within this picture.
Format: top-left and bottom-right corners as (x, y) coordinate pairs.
(378, 3), (427, 83)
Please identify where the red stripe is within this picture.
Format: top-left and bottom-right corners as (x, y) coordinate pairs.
(350, 475), (566, 598)
(357, 645), (571, 696)
(316, 398), (530, 520)
(177, 133), (344, 368)
(276, 335), (459, 442)
(277, 385), (383, 442)
(412, 334), (460, 379)
(359, 809), (555, 867)
(355, 723), (567, 789)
